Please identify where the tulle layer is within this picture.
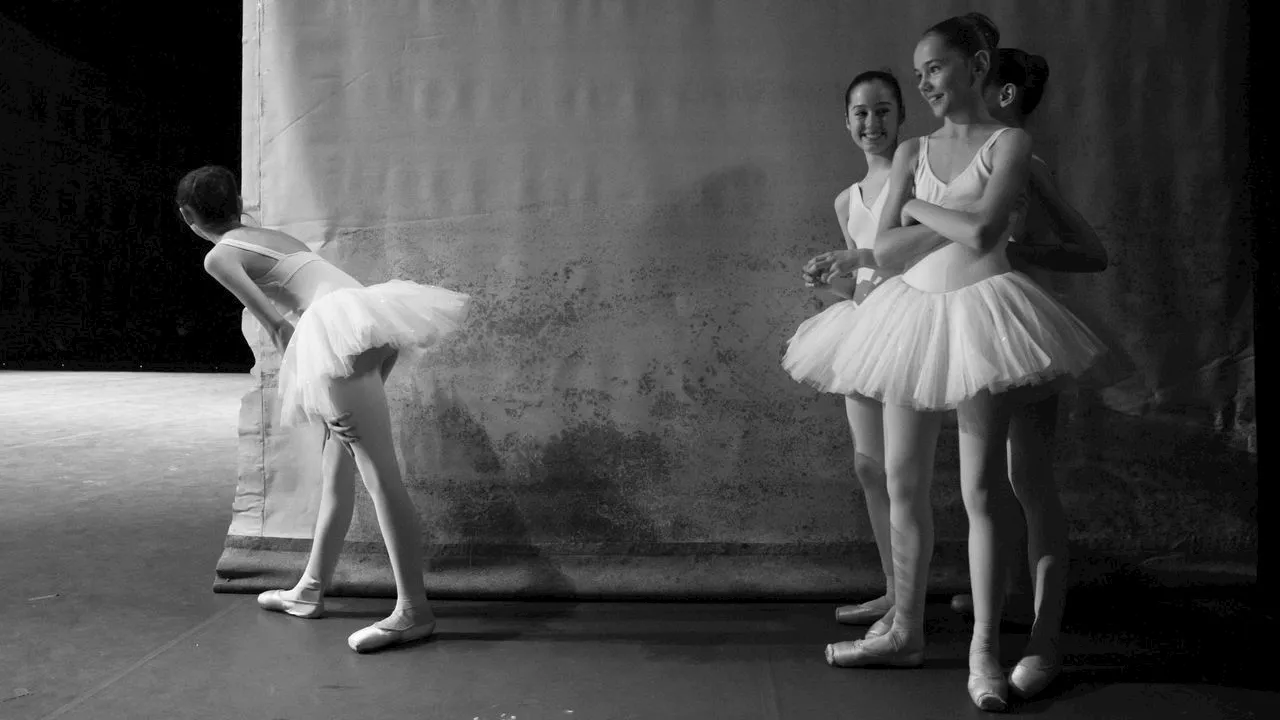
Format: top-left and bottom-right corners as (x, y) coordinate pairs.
(782, 271), (1108, 410)
(277, 280), (471, 426)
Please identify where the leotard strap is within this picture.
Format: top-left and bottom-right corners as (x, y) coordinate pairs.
(218, 238), (288, 260)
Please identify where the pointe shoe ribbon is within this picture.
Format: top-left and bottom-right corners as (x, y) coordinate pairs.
(257, 590), (324, 619)
(1009, 658), (1061, 699)
(348, 619), (436, 653)
(825, 639), (924, 668)
(967, 671), (1010, 712)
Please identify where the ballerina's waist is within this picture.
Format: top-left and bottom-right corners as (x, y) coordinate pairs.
(900, 244), (1013, 293)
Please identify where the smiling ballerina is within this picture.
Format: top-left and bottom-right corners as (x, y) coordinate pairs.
(784, 68), (910, 634)
(800, 13), (1106, 711)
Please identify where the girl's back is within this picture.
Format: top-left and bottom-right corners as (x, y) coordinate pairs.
(218, 227), (364, 314)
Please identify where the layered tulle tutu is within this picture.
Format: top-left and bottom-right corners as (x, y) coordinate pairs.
(277, 279), (471, 426)
(1043, 288), (1136, 391)
(783, 271), (1108, 410)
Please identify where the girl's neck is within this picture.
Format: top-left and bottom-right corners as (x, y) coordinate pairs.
(941, 96), (995, 135)
(205, 221), (245, 243)
(863, 147), (894, 176)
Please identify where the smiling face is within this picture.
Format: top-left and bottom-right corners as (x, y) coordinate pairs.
(913, 33), (985, 118)
(845, 79), (902, 154)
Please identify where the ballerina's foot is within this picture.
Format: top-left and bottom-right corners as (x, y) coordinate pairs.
(348, 611), (437, 653)
(834, 594), (895, 625)
(257, 589), (325, 619)
(864, 607), (896, 640)
(1009, 653), (1061, 699)
(968, 653), (1010, 712)
(825, 631), (924, 668)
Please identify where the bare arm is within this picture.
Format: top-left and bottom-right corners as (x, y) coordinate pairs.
(1007, 160), (1108, 273)
(901, 128), (1034, 252)
(203, 248), (293, 343)
(872, 137), (950, 269)
(874, 223), (952, 273)
(823, 189), (858, 299)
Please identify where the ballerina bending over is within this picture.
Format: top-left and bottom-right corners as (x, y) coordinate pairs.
(783, 68), (910, 632)
(178, 166), (470, 653)
(812, 13), (1105, 711)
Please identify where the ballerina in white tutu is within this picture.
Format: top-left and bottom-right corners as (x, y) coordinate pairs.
(783, 69), (910, 633)
(177, 165), (470, 653)
(942, 46), (1121, 701)
(796, 13), (1106, 711)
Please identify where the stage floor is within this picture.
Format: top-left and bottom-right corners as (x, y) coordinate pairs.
(1, 371), (1274, 719)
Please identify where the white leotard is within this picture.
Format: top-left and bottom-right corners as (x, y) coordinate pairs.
(846, 179), (890, 303)
(218, 237), (363, 320)
(901, 127), (1017, 292)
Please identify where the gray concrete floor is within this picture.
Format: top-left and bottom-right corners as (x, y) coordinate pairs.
(2, 371), (1275, 720)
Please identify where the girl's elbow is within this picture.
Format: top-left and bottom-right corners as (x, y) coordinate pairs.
(872, 246), (894, 268)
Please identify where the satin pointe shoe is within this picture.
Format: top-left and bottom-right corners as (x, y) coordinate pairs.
(825, 638), (924, 668)
(1009, 657), (1061, 699)
(967, 670), (1010, 712)
(863, 613), (893, 640)
(257, 589), (324, 619)
(835, 602), (888, 625)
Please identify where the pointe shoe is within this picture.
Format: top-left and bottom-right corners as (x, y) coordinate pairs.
(835, 602), (889, 625)
(863, 614), (893, 640)
(347, 619), (436, 653)
(1009, 658), (1061, 699)
(967, 671), (1010, 712)
(257, 589), (324, 619)
(825, 639), (924, 668)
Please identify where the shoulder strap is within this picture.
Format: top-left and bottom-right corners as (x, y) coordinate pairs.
(977, 126), (1016, 169)
(218, 238), (286, 260)
(916, 135), (930, 174)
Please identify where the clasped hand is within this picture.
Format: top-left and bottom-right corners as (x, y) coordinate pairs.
(802, 249), (862, 287)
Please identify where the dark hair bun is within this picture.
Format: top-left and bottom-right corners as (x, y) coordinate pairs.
(1025, 53), (1050, 86)
(962, 11), (1000, 49)
(993, 48), (1052, 116)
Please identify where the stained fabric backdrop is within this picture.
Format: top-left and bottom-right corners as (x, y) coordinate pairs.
(214, 0), (1255, 598)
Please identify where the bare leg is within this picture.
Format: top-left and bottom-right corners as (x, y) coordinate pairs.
(326, 348), (435, 653)
(1007, 392), (1068, 697)
(827, 404), (941, 667)
(378, 348), (399, 383)
(950, 438), (1036, 625)
(257, 422), (357, 619)
(957, 391), (1018, 711)
(306, 429), (359, 585)
(835, 395), (895, 629)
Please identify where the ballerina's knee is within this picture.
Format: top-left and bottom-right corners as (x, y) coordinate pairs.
(853, 452), (888, 493)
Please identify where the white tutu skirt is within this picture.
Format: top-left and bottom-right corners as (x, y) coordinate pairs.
(277, 279), (472, 426)
(782, 271), (1108, 410)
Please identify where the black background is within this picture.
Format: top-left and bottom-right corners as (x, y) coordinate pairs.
(2, 2), (246, 371)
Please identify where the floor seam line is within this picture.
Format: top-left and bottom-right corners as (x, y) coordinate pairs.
(37, 603), (239, 720)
